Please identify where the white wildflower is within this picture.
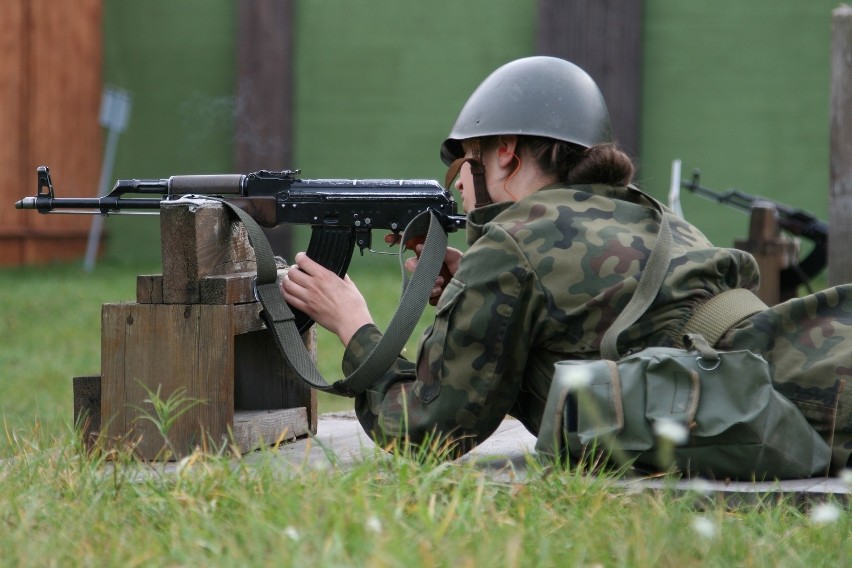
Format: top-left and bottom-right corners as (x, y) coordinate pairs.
(690, 515), (718, 540)
(284, 526), (301, 540)
(809, 503), (841, 526)
(555, 363), (593, 390)
(840, 468), (852, 488)
(366, 515), (383, 533)
(653, 418), (689, 445)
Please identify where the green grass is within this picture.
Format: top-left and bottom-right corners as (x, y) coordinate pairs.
(1, 257), (850, 566)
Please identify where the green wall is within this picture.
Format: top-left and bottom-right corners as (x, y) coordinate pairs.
(293, 0), (534, 181)
(101, 0), (838, 263)
(640, 0), (837, 248)
(102, 0), (236, 264)
(101, 0), (534, 264)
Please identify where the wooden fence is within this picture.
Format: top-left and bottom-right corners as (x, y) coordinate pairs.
(0, 0), (102, 265)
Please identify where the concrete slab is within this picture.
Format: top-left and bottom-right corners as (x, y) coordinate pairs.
(252, 411), (851, 500)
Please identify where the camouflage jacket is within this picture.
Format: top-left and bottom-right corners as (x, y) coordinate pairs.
(346, 183), (769, 455)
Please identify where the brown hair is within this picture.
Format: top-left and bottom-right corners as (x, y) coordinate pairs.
(518, 137), (635, 186)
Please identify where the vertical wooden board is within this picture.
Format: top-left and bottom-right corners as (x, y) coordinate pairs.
(154, 304), (202, 457)
(236, 0), (295, 260)
(234, 331), (286, 410)
(536, 0), (644, 156)
(121, 304), (168, 458)
(101, 303), (129, 445)
(193, 305), (234, 452)
(829, 6), (852, 286)
(28, 0), (101, 238)
(124, 304), (234, 459)
(0, 0), (24, 240)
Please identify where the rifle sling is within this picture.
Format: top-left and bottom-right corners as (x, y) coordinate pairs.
(213, 198), (448, 397)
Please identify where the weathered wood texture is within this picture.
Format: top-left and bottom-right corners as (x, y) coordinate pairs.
(159, 199), (257, 304)
(236, 0), (295, 260)
(232, 408), (310, 452)
(0, 0), (102, 265)
(101, 303), (235, 459)
(73, 375), (102, 453)
(100, 201), (316, 460)
(734, 204), (799, 305)
(829, 6), (852, 286)
(536, 0), (644, 157)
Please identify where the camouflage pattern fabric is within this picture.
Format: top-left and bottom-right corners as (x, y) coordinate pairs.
(345, 183), (851, 466)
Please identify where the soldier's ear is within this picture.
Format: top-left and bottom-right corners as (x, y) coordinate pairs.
(495, 135), (519, 168)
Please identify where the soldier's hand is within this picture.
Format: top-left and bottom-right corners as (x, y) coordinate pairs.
(281, 252), (374, 346)
(404, 244), (462, 306)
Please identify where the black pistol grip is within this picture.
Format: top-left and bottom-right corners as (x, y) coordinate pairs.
(291, 226), (356, 333)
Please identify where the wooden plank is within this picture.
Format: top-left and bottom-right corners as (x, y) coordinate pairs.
(0, 0), (25, 257)
(1, 1), (101, 266)
(233, 302), (266, 335)
(101, 303), (129, 449)
(27, 0), (101, 259)
(829, 5), (852, 285)
(121, 303), (166, 458)
(193, 304), (235, 453)
(73, 375), (101, 453)
(102, 303), (234, 460)
(198, 267), (290, 305)
(236, 0), (295, 261)
(232, 407), (309, 453)
(200, 272), (255, 304)
(535, 0), (644, 157)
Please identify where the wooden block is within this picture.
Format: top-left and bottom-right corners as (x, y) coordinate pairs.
(136, 275), (163, 304)
(200, 272), (256, 304)
(198, 267), (291, 305)
(233, 302), (266, 335)
(232, 408), (310, 453)
(73, 375), (101, 452)
(160, 200), (257, 304)
(101, 303), (235, 460)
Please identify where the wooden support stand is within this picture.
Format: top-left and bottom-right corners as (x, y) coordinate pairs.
(735, 203), (799, 306)
(76, 199), (316, 460)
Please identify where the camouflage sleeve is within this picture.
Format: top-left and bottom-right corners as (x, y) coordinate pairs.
(348, 223), (540, 456)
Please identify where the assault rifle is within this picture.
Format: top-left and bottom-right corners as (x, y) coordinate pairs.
(16, 166), (466, 331)
(681, 169), (827, 291)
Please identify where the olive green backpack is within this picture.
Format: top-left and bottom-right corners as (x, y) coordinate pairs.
(536, 210), (831, 479)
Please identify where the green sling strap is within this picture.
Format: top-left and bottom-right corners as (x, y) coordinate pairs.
(212, 198), (450, 398)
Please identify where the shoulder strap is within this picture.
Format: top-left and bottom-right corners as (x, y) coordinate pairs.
(214, 198), (449, 397)
(599, 196), (674, 361)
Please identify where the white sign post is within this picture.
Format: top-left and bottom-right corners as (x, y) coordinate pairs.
(83, 87), (132, 272)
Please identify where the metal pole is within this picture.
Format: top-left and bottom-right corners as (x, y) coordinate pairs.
(84, 87), (132, 272)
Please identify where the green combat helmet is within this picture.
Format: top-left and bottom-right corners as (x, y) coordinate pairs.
(440, 56), (613, 166)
